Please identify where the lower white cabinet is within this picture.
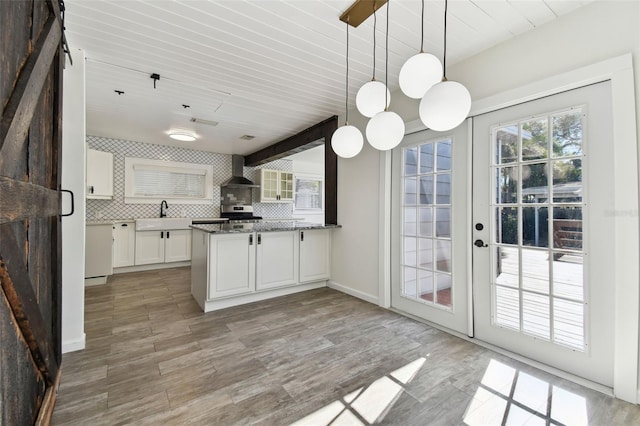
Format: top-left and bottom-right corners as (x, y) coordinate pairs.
(256, 231), (299, 290)
(112, 221), (135, 267)
(191, 228), (333, 312)
(85, 224), (113, 278)
(135, 231), (165, 265)
(208, 232), (256, 298)
(165, 230), (192, 263)
(299, 229), (331, 283)
(135, 230), (191, 265)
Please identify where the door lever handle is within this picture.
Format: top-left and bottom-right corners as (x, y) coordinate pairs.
(474, 239), (488, 248)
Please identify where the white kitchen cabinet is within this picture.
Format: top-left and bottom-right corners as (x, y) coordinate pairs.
(85, 224), (113, 279)
(256, 231), (299, 291)
(259, 169), (294, 202)
(135, 230), (191, 265)
(112, 221), (135, 268)
(135, 231), (165, 265)
(86, 148), (113, 199)
(165, 229), (191, 262)
(299, 228), (331, 283)
(209, 232), (256, 298)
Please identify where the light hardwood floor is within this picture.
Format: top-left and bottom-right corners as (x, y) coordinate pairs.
(53, 267), (640, 425)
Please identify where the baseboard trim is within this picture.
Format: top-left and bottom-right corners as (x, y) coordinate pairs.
(113, 261), (191, 274)
(62, 333), (86, 354)
(84, 276), (107, 286)
(202, 281), (327, 312)
(328, 281), (379, 305)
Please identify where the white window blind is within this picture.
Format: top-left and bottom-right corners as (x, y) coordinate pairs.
(133, 168), (205, 198)
(124, 157), (214, 204)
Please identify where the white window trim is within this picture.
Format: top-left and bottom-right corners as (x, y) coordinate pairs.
(293, 173), (324, 212)
(124, 157), (214, 205)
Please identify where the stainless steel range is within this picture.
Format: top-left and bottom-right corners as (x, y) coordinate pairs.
(220, 205), (262, 223)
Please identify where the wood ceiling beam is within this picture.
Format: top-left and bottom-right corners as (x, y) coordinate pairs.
(244, 116), (338, 166)
(244, 116), (339, 225)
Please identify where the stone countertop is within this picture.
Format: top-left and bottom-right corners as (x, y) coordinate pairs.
(191, 222), (341, 234)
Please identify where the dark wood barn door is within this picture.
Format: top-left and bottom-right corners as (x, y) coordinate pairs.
(0, 1), (66, 424)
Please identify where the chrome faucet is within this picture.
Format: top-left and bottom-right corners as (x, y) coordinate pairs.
(160, 200), (168, 218)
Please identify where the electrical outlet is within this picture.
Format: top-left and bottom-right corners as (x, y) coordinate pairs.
(95, 210), (103, 219)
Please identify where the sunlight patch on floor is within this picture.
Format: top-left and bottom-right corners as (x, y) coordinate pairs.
(290, 357), (426, 425)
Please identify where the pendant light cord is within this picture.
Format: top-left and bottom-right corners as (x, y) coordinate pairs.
(420, 0), (424, 52)
(372, 4), (377, 80)
(345, 19), (350, 124)
(384, 0), (389, 110)
(443, 0), (448, 79)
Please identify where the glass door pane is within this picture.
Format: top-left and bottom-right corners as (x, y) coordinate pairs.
(401, 138), (453, 310)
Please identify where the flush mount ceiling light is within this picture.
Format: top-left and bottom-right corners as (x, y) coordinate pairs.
(399, 0), (443, 99)
(168, 131), (196, 142)
(366, 0), (405, 151)
(419, 0), (471, 131)
(331, 18), (363, 159)
(355, 3), (390, 118)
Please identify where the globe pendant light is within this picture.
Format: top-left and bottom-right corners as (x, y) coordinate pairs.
(419, 0), (471, 131)
(331, 19), (363, 158)
(356, 7), (390, 118)
(367, 0), (405, 151)
(399, 0), (443, 99)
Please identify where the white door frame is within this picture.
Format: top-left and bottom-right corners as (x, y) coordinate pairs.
(379, 53), (638, 403)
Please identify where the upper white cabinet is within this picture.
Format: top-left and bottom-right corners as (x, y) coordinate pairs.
(135, 230), (191, 265)
(208, 232), (256, 298)
(86, 148), (113, 199)
(112, 221), (135, 268)
(256, 231), (299, 291)
(259, 169), (294, 203)
(299, 229), (331, 283)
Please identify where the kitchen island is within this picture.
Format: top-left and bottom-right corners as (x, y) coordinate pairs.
(190, 222), (339, 312)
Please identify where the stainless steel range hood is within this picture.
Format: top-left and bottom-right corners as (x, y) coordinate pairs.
(221, 155), (259, 188)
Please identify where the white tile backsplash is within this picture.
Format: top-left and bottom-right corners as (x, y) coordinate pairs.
(86, 135), (293, 221)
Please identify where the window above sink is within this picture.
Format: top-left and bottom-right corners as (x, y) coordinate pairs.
(124, 157), (214, 205)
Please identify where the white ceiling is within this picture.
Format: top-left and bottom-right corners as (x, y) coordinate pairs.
(64, 0), (593, 156)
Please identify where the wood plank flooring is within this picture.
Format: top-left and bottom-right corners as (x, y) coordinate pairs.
(52, 267), (640, 425)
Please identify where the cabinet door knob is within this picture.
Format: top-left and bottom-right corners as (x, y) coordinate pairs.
(121, 223), (128, 227)
(249, 234), (253, 245)
(167, 231), (170, 238)
(257, 234), (262, 245)
(300, 231), (304, 242)
(161, 231), (164, 238)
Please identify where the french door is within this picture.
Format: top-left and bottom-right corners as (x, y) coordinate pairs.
(391, 122), (470, 335)
(472, 82), (614, 386)
(392, 81), (615, 387)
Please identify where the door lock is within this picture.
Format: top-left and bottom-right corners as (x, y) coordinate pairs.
(474, 239), (488, 248)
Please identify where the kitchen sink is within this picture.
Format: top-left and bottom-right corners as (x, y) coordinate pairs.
(135, 217), (192, 231)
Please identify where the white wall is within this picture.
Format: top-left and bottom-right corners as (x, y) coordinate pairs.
(61, 49), (87, 353)
(332, 0), (640, 305)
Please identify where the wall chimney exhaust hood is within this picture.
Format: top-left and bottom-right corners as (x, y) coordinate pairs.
(221, 155), (259, 188)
